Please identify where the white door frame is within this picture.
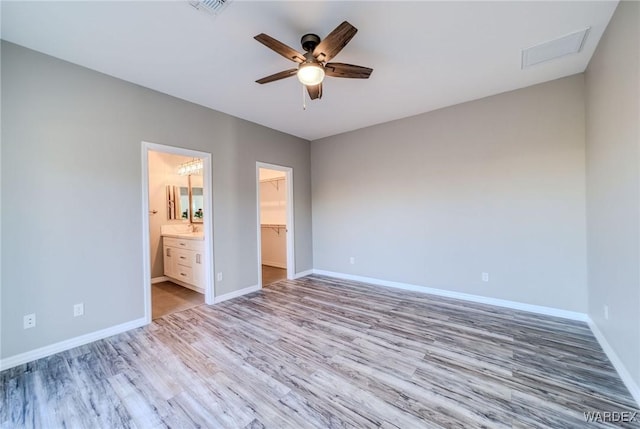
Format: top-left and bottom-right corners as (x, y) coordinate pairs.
(141, 141), (215, 324)
(256, 162), (295, 288)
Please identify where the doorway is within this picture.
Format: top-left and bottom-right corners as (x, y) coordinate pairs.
(141, 142), (215, 324)
(256, 162), (295, 288)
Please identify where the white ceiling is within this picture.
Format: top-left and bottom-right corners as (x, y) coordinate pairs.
(1, 1), (618, 141)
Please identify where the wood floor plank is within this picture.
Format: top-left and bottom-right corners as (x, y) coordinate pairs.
(152, 281), (204, 320)
(2, 274), (638, 428)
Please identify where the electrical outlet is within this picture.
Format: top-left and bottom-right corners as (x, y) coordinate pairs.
(74, 303), (84, 317)
(349, 257), (355, 265)
(217, 272), (223, 282)
(23, 313), (36, 329)
(604, 305), (609, 320)
(482, 272), (489, 282)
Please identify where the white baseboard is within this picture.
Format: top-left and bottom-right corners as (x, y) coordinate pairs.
(0, 317), (147, 371)
(214, 284), (260, 304)
(587, 318), (640, 407)
(294, 269), (314, 279)
(262, 261), (287, 269)
(151, 276), (169, 284)
(313, 269), (588, 321)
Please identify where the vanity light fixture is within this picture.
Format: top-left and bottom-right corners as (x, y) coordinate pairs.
(178, 158), (203, 176)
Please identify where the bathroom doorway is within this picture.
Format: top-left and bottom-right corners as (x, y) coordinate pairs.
(256, 162), (295, 288)
(141, 142), (214, 324)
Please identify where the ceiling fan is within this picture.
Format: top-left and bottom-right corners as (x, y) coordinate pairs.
(254, 21), (373, 100)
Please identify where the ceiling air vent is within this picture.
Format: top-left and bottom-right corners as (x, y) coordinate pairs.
(521, 28), (590, 69)
(188, 0), (232, 16)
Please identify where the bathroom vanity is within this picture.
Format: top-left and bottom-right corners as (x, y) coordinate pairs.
(161, 225), (205, 294)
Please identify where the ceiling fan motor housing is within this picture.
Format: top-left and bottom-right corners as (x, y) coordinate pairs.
(301, 33), (321, 52)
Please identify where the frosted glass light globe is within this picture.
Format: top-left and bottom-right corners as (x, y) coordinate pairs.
(297, 63), (325, 86)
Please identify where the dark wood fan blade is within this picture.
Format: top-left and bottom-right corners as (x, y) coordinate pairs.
(313, 21), (358, 63)
(325, 63), (373, 79)
(307, 83), (323, 100)
(256, 69), (298, 84)
(254, 33), (305, 63)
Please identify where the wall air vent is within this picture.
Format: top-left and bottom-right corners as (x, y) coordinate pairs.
(188, 0), (232, 16)
(521, 28), (590, 69)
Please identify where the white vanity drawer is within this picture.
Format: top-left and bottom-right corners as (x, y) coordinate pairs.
(174, 265), (194, 283)
(175, 249), (193, 268)
(163, 237), (204, 252)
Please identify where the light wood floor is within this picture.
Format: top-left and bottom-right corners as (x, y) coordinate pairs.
(2, 275), (638, 428)
(262, 265), (287, 286)
(152, 281), (204, 320)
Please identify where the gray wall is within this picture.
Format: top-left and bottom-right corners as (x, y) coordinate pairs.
(585, 1), (640, 388)
(312, 75), (587, 312)
(1, 42), (312, 358)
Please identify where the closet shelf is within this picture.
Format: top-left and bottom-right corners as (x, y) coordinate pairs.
(261, 224), (286, 235)
(260, 176), (285, 190)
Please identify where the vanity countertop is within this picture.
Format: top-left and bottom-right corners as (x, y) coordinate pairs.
(162, 232), (204, 240)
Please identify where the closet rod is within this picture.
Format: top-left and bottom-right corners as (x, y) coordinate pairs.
(261, 224), (286, 235)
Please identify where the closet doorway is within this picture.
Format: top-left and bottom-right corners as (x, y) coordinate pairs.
(256, 162), (294, 288)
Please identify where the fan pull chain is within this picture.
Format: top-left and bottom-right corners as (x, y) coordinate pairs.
(302, 85), (307, 110)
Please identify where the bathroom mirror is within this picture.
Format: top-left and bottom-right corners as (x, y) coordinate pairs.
(189, 174), (204, 223)
(179, 187), (189, 220)
(166, 185), (178, 220)
(191, 187), (204, 223)
(166, 185), (190, 220)
(167, 177), (204, 223)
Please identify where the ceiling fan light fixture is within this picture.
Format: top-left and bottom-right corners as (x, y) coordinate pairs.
(297, 62), (325, 86)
